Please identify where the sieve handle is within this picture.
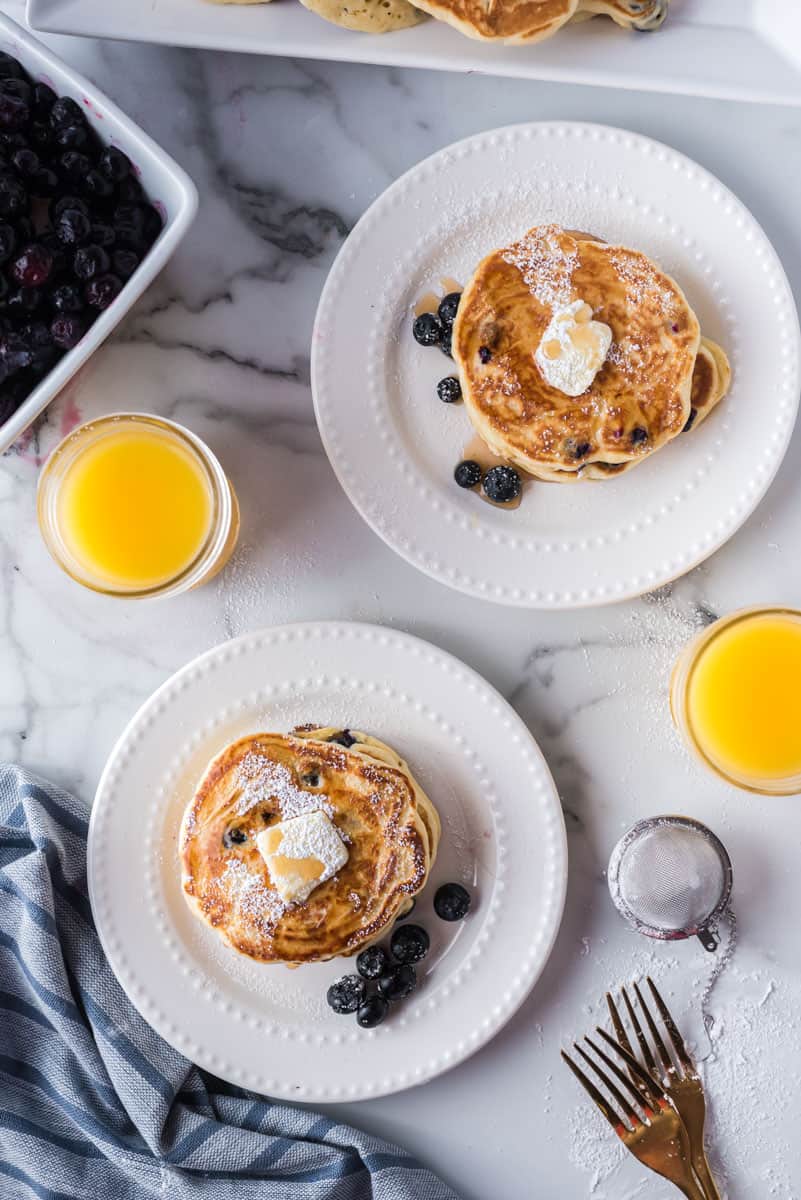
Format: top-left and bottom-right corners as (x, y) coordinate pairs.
(696, 927), (719, 952)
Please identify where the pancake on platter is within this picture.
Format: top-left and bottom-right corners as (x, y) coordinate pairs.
(299, 0), (427, 30)
(404, 0), (576, 44)
(180, 728), (439, 966)
(452, 224), (703, 482)
(575, 0), (667, 30)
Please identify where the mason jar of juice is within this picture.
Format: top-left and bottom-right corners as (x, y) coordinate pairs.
(38, 414), (239, 598)
(671, 606), (801, 795)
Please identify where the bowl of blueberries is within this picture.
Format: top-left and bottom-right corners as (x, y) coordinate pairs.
(0, 13), (197, 453)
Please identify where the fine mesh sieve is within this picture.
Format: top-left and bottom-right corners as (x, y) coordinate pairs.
(608, 816), (733, 951)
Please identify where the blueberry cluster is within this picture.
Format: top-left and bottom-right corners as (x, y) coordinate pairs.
(327, 923), (430, 1029)
(326, 882), (472, 1029)
(0, 52), (163, 425)
(412, 290), (461, 360)
(454, 460), (522, 504)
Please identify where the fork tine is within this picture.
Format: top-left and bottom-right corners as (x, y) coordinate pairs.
(634, 981), (673, 1077)
(596, 1027), (666, 1105)
(574, 1043), (643, 1128)
(561, 1050), (628, 1134)
(647, 977), (694, 1073)
(583, 1036), (655, 1118)
(622, 985), (659, 1075)
(606, 992), (639, 1086)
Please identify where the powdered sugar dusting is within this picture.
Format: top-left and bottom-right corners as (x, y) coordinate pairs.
(607, 247), (678, 318)
(236, 751), (333, 820)
(219, 856), (286, 933)
(502, 223), (579, 309)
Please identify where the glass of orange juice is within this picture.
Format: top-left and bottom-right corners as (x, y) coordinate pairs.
(38, 413), (239, 598)
(671, 606), (801, 795)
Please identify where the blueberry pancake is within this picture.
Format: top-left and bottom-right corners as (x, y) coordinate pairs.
(404, 0), (576, 43)
(452, 224), (720, 482)
(180, 729), (439, 965)
(298, 0), (427, 32)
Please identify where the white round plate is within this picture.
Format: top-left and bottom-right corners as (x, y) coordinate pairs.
(312, 122), (800, 608)
(89, 622), (567, 1102)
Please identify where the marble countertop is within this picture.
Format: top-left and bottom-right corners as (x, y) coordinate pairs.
(2, 6), (801, 1195)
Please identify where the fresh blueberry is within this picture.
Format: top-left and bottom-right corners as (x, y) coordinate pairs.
(390, 923), (430, 965)
(434, 882), (471, 922)
(222, 826), (247, 848)
(53, 194), (88, 221)
(439, 326), (453, 358)
(356, 945), (390, 981)
(11, 147), (39, 177)
(478, 345), (492, 364)
(328, 730), (356, 749)
(49, 96), (86, 131)
(11, 244), (53, 289)
(437, 292), (461, 327)
(50, 283), (84, 314)
(56, 208), (92, 247)
(412, 312), (442, 347)
(53, 124), (90, 151)
(437, 376), (461, 404)
(378, 963), (417, 1004)
(482, 465), (521, 504)
(98, 145), (132, 183)
(85, 273), (123, 310)
(326, 975), (365, 1015)
(0, 173), (27, 217)
(454, 460), (482, 489)
(356, 994), (389, 1028)
(82, 168), (115, 203)
(630, 426), (648, 446)
(57, 151), (91, 182)
(90, 222), (117, 248)
(116, 175), (145, 206)
(0, 53), (25, 81)
(32, 82), (57, 116)
(112, 249), (139, 279)
(0, 93), (28, 132)
(74, 245), (110, 281)
(50, 314), (86, 350)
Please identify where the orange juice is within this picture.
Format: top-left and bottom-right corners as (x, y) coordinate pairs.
(672, 607), (801, 794)
(38, 415), (238, 597)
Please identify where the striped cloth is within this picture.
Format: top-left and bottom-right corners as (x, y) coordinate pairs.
(0, 764), (460, 1200)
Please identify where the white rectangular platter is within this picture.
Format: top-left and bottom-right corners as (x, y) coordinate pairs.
(25, 0), (801, 106)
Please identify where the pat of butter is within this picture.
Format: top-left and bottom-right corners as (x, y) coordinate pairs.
(256, 811), (348, 905)
(535, 300), (612, 397)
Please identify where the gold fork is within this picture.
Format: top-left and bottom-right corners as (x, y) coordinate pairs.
(607, 979), (720, 1200)
(562, 1033), (706, 1198)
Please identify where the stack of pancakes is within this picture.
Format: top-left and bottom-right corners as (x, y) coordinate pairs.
(180, 727), (439, 965)
(452, 224), (731, 482)
(213, 0), (667, 41)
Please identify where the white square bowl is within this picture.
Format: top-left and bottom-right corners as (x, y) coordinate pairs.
(0, 12), (198, 453)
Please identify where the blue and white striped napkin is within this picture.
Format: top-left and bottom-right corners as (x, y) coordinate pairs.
(0, 764), (460, 1200)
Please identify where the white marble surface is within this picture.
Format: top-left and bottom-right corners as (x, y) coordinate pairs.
(2, 6), (801, 1196)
